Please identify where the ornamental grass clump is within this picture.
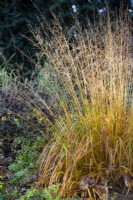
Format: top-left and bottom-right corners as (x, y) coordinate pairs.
(30, 11), (133, 197)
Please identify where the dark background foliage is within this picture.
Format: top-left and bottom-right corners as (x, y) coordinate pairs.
(0, 0), (132, 76)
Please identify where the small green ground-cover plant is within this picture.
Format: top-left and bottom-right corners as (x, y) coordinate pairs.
(9, 135), (45, 184)
(27, 10), (133, 197)
(1, 133), (45, 199)
(19, 185), (80, 200)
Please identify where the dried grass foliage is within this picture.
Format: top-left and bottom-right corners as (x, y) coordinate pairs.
(29, 11), (133, 196)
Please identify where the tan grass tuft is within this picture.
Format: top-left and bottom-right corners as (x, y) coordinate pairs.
(30, 11), (133, 197)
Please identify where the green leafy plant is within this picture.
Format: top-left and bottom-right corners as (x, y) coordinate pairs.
(9, 135), (45, 185)
(44, 185), (61, 200)
(0, 134), (45, 199)
(19, 185), (79, 200)
(18, 188), (44, 200)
